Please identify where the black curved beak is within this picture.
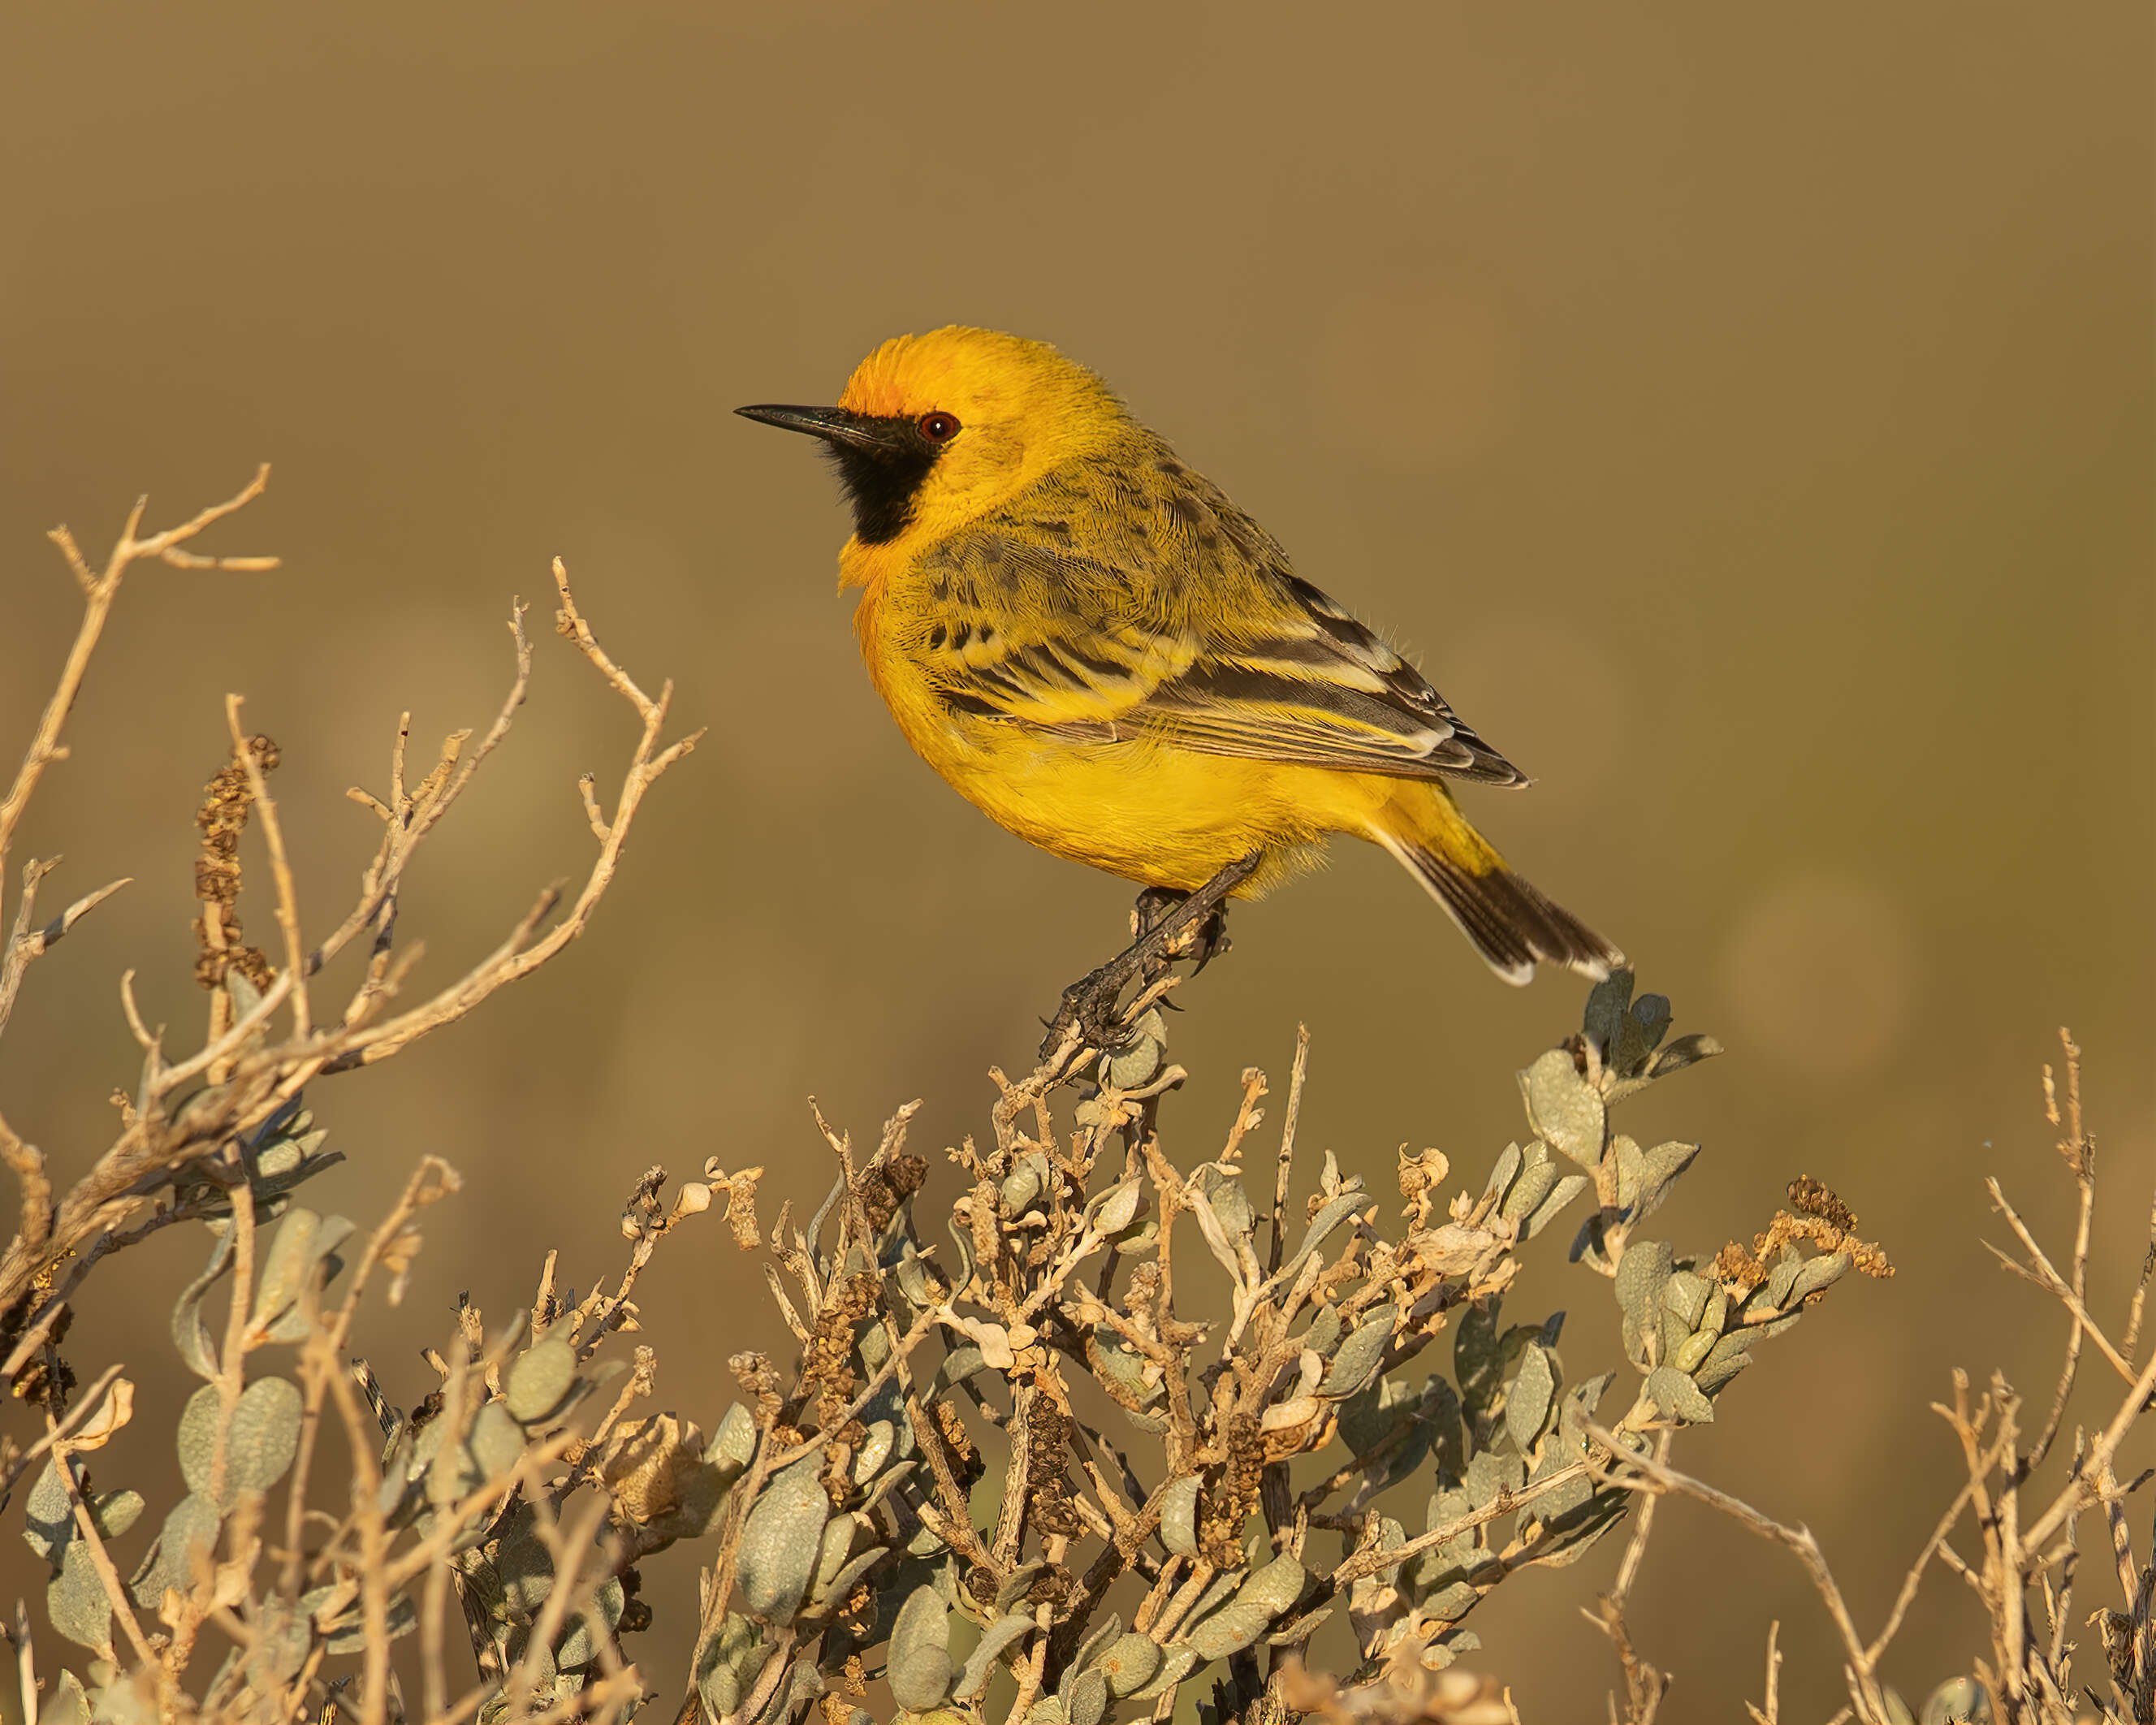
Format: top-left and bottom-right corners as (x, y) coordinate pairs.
(735, 404), (910, 454)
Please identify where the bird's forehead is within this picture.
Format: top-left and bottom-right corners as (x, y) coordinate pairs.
(836, 326), (1074, 421)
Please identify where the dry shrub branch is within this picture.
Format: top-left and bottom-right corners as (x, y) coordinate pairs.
(0, 478), (2145, 1725)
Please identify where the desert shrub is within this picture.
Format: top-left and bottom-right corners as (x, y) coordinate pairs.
(0, 478), (2145, 1725)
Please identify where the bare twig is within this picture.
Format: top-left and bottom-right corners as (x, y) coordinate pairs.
(0, 860), (131, 1044)
(1588, 1423), (1889, 1724)
(2026, 1031), (2095, 1468)
(1588, 1429), (1672, 1724)
(1266, 1024), (1310, 1278)
(0, 561), (698, 1333)
(2, 468), (275, 894)
(1743, 1621), (1781, 1725)
(1987, 1183), (2134, 1386)
(46, 1413), (159, 1678)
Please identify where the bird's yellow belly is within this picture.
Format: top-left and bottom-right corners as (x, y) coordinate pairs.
(864, 638), (1379, 892)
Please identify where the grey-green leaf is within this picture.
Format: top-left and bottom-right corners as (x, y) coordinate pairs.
(1092, 1179), (1143, 1236)
(1454, 1298), (1506, 1424)
(1338, 1375), (1429, 1494)
(888, 1581), (949, 1665)
(1633, 1141), (1700, 1222)
(1694, 1334), (1753, 1394)
(1581, 971), (1633, 1057)
(1661, 1269), (1710, 1333)
(1100, 1010), (1165, 1090)
(89, 1490), (143, 1542)
(1235, 1554), (1306, 1618)
(1000, 1154), (1048, 1216)
(1201, 1172), (1255, 1240)
(1274, 1191), (1367, 1284)
(887, 1584), (953, 1710)
(555, 1574), (626, 1670)
(738, 1452), (830, 1619)
(812, 1515), (857, 1596)
(177, 1376), (303, 1507)
(953, 1612), (1035, 1700)
(1095, 1632), (1163, 1697)
(1646, 1366), (1714, 1425)
(1498, 1153), (1559, 1227)
(1788, 1251), (1851, 1305)
(1065, 1668), (1108, 1725)
(1126, 1644), (1199, 1702)
(24, 1459), (75, 1567)
(1320, 1306), (1393, 1399)
(469, 1401), (527, 1481)
(1160, 1473), (1200, 1558)
(1525, 1174), (1590, 1239)
(128, 1492), (221, 1610)
(505, 1337), (578, 1425)
(1647, 1033), (1722, 1080)
(707, 1402), (756, 1471)
(170, 1230), (235, 1381)
(47, 1541), (111, 1655)
(1481, 1142), (1523, 1204)
(1918, 1675), (1987, 1725)
(1266, 1604), (1334, 1647)
(1070, 1613), (1122, 1680)
(248, 1208), (356, 1338)
(1614, 1241), (1674, 1366)
(815, 1546), (888, 1606)
(853, 1420), (896, 1485)
(695, 1614), (762, 1723)
(1187, 1603), (1268, 1660)
(1504, 1343), (1556, 1453)
(932, 1347), (988, 1396)
(1628, 995), (1672, 1053)
(1519, 1050), (1605, 1166)
(993, 1562), (1047, 1614)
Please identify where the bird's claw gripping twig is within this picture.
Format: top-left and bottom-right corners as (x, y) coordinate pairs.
(1131, 885), (1234, 973)
(1038, 853), (1260, 1065)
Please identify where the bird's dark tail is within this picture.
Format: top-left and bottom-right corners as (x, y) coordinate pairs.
(1372, 806), (1623, 985)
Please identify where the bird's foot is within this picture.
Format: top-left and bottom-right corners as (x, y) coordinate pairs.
(1037, 854), (1262, 1066)
(1040, 958), (1139, 1069)
(1132, 884), (1234, 975)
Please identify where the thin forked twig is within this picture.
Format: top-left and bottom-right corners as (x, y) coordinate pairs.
(1588, 1422), (1890, 1725)
(2024, 1030), (2095, 1469)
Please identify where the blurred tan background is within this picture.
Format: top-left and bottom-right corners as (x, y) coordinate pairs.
(2, 3), (2150, 1718)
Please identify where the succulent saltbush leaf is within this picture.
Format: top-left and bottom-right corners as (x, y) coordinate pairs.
(176, 1376), (302, 1508)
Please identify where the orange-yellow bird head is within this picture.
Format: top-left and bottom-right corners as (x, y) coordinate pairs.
(738, 326), (1130, 548)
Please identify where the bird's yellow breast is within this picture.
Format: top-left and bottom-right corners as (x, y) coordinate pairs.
(849, 549), (1381, 893)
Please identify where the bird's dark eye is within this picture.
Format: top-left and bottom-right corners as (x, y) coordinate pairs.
(918, 412), (961, 442)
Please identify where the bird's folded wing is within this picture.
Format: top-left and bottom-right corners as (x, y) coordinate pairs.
(918, 545), (1524, 785)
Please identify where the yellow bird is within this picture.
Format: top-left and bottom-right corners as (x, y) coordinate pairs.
(739, 326), (1622, 984)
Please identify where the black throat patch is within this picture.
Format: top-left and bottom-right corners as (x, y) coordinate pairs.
(824, 417), (944, 544)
